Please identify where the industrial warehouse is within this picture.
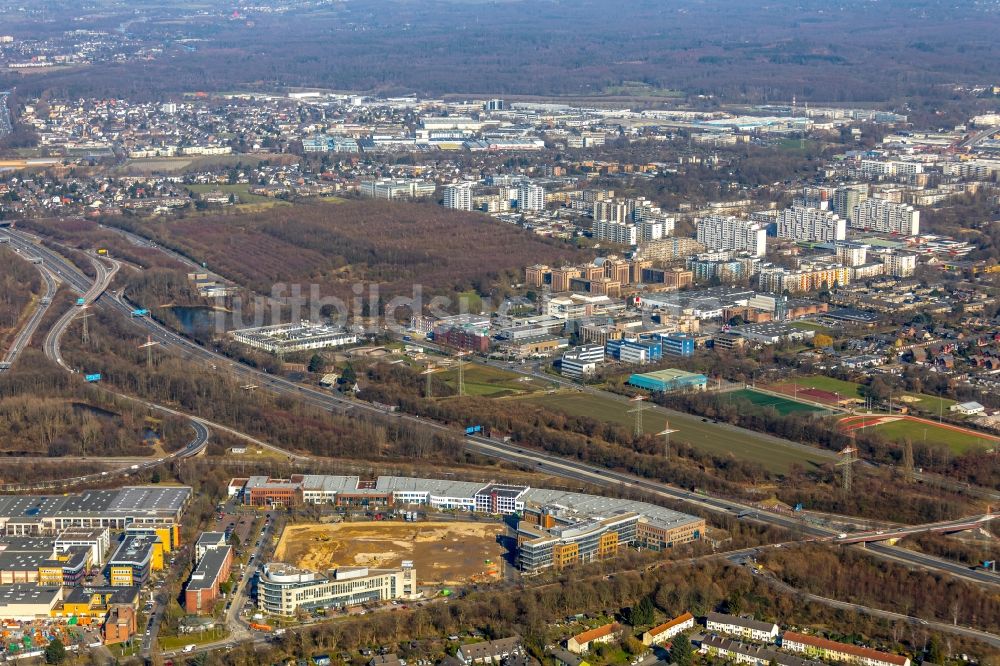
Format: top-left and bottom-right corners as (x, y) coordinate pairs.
(228, 475), (705, 573)
(0, 486), (191, 536)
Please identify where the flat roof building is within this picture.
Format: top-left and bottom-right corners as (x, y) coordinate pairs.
(0, 486), (191, 536)
(108, 535), (164, 587)
(628, 368), (708, 393)
(230, 321), (358, 355)
(258, 562), (416, 616)
(0, 584), (63, 620)
(185, 546), (233, 614)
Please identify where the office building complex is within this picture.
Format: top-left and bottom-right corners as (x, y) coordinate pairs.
(776, 206), (846, 242)
(360, 178), (436, 200)
(696, 215), (767, 257)
(851, 198), (920, 236)
(108, 535), (164, 587)
(443, 182), (475, 211)
(560, 345), (606, 379)
(258, 563), (416, 616)
(230, 476), (705, 574)
(230, 321), (357, 355)
(660, 333), (697, 357)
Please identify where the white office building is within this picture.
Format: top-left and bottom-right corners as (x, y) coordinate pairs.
(776, 206), (846, 242)
(517, 183), (546, 211)
(561, 345), (606, 379)
(851, 198), (920, 236)
(443, 182), (475, 211)
(258, 563), (416, 616)
(360, 179), (437, 200)
(696, 215), (767, 257)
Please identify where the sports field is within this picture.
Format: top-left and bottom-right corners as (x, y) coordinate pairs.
(789, 376), (864, 399)
(439, 364), (548, 397)
(274, 521), (505, 586)
(726, 389), (829, 416)
(523, 391), (837, 473)
(777, 376), (956, 416)
(839, 414), (1000, 453)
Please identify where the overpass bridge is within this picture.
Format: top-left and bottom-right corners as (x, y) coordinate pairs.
(835, 514), (996, 545)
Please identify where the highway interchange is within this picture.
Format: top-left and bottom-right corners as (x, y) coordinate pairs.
(0, 225), (998, 657)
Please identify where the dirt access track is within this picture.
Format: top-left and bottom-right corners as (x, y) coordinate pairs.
(274, 521), (506, 587)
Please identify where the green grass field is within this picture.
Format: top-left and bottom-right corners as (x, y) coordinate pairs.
(788, 321), (832, 332)
(439, 364), (548, 397)
(790, 375), (865, 398)
(868, 418), (997, 454)
(727, 389), (829, 416)
(791, 375), (957, 415)
(898, 393), (957, 415)
(523, 391), (837, 474)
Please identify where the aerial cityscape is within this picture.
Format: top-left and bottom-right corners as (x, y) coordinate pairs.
(1, 1), (1000, 665)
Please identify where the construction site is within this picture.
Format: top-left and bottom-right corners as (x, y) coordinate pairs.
(273, 521), (506, 587)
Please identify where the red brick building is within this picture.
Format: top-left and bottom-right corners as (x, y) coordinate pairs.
(184, 545), (234, 614)
(102, 605), (137, 645)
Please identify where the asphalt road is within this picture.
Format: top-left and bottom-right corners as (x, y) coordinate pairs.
(0, 242), (56, 371)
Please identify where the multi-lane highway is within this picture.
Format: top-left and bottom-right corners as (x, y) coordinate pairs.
(0, 249), (55, 372)
(837, 514), (995, 544)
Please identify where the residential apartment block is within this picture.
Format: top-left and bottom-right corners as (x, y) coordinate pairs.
(701, 636), (818, 666)
(705, 613), (780, 642)
(443, 182), (474, 211)
(696, 215), (767, 257)
(850, 198), (920, 236)
(642, 611), (695, 646)
(566, 623), (622, 654)
(776, 206), (846, 242)
(781, 632), (911, 666)
(758, 262), (851, 294)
